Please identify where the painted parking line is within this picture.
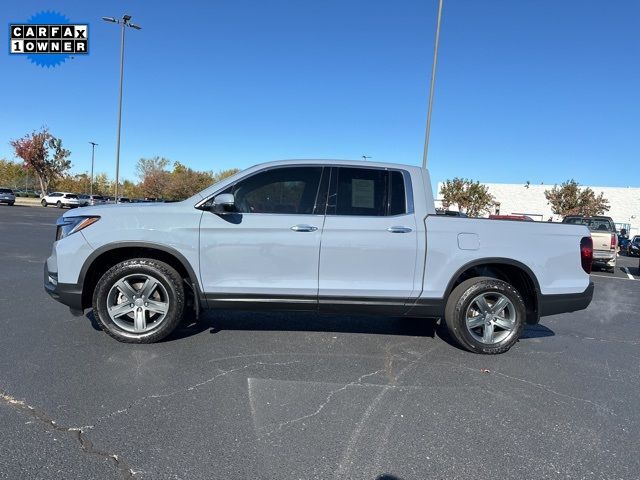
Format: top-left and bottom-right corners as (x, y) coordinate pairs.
(622, 267), (636, 280)
(591, 273), (638, 281)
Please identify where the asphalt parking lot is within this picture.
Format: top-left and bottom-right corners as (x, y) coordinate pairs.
(0, 205), (639, 480)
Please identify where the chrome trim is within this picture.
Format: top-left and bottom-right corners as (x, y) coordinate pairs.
(387, 226), (412, 233)
(291, 224), (318, 232)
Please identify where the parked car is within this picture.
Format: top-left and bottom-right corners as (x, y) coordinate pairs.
(628, 236), (640, 257)
(45, 159), (594, 354)
(78, 195), (107, 207)
(562, 216), (617, 272)
(41, 192), (80, 209)
(489, 215), (534, 221)
(0, 188), (16, 206)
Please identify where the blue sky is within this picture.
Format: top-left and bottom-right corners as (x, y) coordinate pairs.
(2, 0), (639, 188)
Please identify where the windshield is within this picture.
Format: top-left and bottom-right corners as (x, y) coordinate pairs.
(564, 217), (615, 232)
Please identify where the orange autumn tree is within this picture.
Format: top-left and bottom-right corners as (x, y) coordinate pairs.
(10, 128), (71, 194)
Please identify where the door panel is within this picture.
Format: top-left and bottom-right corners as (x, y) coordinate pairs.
(198, 166), (327, 302)
(318, 167), (418, 306)
(199, 212), (323, 297)
(319, 213), (417, 299)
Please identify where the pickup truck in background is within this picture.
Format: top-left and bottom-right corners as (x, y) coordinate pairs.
(44, 160), (594, 354)
(562, 215), (617, 272)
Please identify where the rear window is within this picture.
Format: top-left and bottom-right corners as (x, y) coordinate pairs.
(564, 217), (615, 232)
(0, 188), (13, 194)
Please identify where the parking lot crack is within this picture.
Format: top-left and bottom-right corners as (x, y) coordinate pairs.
(261, 369), (385, 437)
(0, 389), (136, 479)
(95, 360), (300, 423)
(490, 371), (616, 415)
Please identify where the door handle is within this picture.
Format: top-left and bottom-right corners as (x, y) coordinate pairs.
(291, 224), (318, 232)
(387, 226), (412, 233)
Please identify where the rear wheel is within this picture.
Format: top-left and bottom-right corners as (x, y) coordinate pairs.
(41, 199), (47, 207)
(56, 201), (62, 208)
(92, 258), (185, 343)
(445, 277), (525, 354)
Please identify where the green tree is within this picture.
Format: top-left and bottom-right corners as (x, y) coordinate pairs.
(0, 159), (28, 189)
(544, 180), (610, 217)
(440, 178), (495, 217)
(10, 128), (71, 194)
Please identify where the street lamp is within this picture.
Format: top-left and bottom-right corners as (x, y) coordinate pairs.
(102, 14), (142, 201)
(89, 142), (98, 196)
(422, 0), (444, 169)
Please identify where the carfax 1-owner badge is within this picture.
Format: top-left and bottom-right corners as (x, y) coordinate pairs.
(9, 11), (88, 67)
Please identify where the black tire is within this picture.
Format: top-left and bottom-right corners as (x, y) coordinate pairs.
(8, 202), (14, 206)
(41, 199), (47, 207)
(444, 276), (526, 354)
(92, 258), (185, 343)
(56, 201), (63, 208)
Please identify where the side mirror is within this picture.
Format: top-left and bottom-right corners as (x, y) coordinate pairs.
(212, 193), (235, 214)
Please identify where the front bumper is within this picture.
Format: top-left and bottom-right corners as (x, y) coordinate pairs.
(538, 282), (594, 317)
(44, 263), (84, 315)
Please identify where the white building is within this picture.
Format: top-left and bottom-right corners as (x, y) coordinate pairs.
(435, 182), (640, 237)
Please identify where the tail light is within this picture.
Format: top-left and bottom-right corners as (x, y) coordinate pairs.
(580, 236), (593, 274)
(610, 234), (616, 250)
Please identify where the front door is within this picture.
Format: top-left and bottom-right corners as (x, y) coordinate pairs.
(199, 166), (328, 309)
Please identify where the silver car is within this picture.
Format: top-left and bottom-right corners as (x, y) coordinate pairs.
(78, 195), (106, 207)
(0, 188), (16, 206)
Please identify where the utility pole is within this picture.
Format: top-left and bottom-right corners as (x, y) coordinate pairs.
(422, 0), (444, 169)
(102, 15), (141, 201)
(89, 141), (98, 196)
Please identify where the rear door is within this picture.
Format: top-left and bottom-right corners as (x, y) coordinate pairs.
(318, 166), (418, 312)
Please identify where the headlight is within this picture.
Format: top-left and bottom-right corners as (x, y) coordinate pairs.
(56, 216), (100, 240)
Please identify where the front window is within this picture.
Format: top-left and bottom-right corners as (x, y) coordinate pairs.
(226, 167), (323, 214)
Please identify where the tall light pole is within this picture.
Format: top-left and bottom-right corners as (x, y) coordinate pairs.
(89, 142), (98, 196)
(102, 15), (141, 201)
(422, 0), (444, 169)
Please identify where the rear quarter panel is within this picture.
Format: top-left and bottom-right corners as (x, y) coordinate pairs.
(422, 216), (591, 298)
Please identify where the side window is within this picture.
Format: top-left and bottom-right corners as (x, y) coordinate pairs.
(330, 167), (387, 216)
(228, 167), (323, 214)
(388, 170), (407, 216)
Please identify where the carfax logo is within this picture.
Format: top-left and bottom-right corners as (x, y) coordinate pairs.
(9, 11), (88, 67)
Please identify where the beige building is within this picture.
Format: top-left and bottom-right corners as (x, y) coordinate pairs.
(436, 182), (640, 236)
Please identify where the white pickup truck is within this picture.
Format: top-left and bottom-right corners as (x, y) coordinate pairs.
(44, 160), (594, 354)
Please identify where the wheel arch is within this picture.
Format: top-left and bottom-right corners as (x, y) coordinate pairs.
(444, 258), (541, 325)
(79, 242), (203, 310)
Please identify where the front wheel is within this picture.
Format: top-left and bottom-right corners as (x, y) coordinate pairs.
(8, 202), (14, 206)
(445, 277), (525, 354)
(41, 199), (47, 207)
(56, 201), (63, 208)
(92, 258), (185, 343)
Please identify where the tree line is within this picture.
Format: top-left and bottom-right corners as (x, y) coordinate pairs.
(439, 178), (610, 218)
(2, 128), (239, 200)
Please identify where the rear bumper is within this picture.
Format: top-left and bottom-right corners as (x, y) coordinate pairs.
(592, 250), (616, 262)
(538, 282), (594, 317)
(44, 263), (84, 315)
